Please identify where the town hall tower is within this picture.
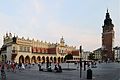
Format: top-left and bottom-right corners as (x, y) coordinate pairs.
(102, 9), (115, 61)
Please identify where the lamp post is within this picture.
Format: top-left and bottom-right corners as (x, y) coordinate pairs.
(80, 46), (82, 78)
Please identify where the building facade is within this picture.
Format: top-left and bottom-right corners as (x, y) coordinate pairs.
(102, 10), (115, 61)
(1, 33), (80, 63)
(113, 46), (120, 61)
(93, 48), (102, 60)
(82, 51), (91, 61)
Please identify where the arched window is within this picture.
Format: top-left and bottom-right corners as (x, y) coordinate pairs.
(13, 47), (15, 50)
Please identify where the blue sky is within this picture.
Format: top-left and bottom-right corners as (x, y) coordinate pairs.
(0, 0), (119, 51)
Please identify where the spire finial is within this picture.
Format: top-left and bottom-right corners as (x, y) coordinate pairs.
(107, 8), (108, 13)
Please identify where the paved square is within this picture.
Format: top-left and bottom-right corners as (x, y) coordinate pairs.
(1, 63), (120, 80)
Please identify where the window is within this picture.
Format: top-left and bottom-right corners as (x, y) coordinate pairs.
(62, 50), (63, 53)
(42, 48), (44, 53)
(19, 46), (22, 51)
(24, 47), (26, 51)
(27, 47), (30, 52)
(13, 47), (15, 50)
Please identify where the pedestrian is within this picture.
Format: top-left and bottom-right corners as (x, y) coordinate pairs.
(1, 64), (6, 79)
(54, 65), (58, 72)
(6, 63), (10, 72)
(38, 63), (42, 71)
(47, 65), (52, 72)
(58, 64), (62, 72)
(77, 63), (79, 70)
(18, 62), (22, 71)
(22, 63), (25, 70)
(11, 62), (15, 72)
(28, 63), (31, 68)
(87, 62), (90, 68)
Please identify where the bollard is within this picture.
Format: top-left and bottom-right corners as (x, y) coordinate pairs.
(87, 68), (92, 79)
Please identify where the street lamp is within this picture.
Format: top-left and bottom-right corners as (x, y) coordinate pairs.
(79, 46), (82, 78)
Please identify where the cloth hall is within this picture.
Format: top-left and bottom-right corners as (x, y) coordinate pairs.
(1, 33), (80, 63)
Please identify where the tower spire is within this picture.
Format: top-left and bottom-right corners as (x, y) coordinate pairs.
(106, 9), (110, 19)
(104, 9), (113, 26)
(107, 8), (108, 13)
(60, 36), (65, 47)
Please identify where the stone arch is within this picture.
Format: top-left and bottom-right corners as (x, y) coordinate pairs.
(54, 57), (57, 63)
(31, 56), (36, 63)
(46, 56), (49, 63)
(25, 56), (30, 63)
(42, 56), (45, 63)
(61, 57), (64, 63)
(50, 57), (53, 62)
(37, 56), (41, 63)
(19, 55), (24, 63)
(64, 57), (66, 62)
(58, 57), (61, 63)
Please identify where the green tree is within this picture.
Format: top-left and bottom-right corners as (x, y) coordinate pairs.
(64, 54), (73, 69)
(64, 54), (73, 61)
(88, 53), (95, 60)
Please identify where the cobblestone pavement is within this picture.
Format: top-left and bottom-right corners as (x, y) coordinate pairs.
(1, 62), (120, 80)
(92, 62), (120, 80)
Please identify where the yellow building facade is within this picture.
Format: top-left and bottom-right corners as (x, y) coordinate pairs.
(1, 33), (80, 63)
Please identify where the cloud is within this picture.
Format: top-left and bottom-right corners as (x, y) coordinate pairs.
(46, 16), (101, 51)
(33, 0), (45, 14)
(0, 0), (119, 51)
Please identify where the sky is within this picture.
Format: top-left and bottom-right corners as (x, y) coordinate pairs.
(0, 0), (120, 51)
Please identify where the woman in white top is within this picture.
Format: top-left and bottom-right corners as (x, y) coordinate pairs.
(22, 63), (25, 69)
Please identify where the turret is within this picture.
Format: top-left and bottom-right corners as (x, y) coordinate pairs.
(60, 36), (65, 47)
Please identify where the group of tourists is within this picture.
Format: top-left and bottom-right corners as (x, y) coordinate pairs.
(54, 64), (62, 72)
(0, 61), (35, 80)
(38, 62), (62, 72)
(0, 61), (32, 74)
(5, 61), (26, 72)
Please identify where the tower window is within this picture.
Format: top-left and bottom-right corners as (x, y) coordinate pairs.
(13, 47), (15, 50)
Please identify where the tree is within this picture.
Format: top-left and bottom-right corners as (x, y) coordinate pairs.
(64, 54), (73, 69)
(64, 54), (73, 61)
(88, 53), (95, 60)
